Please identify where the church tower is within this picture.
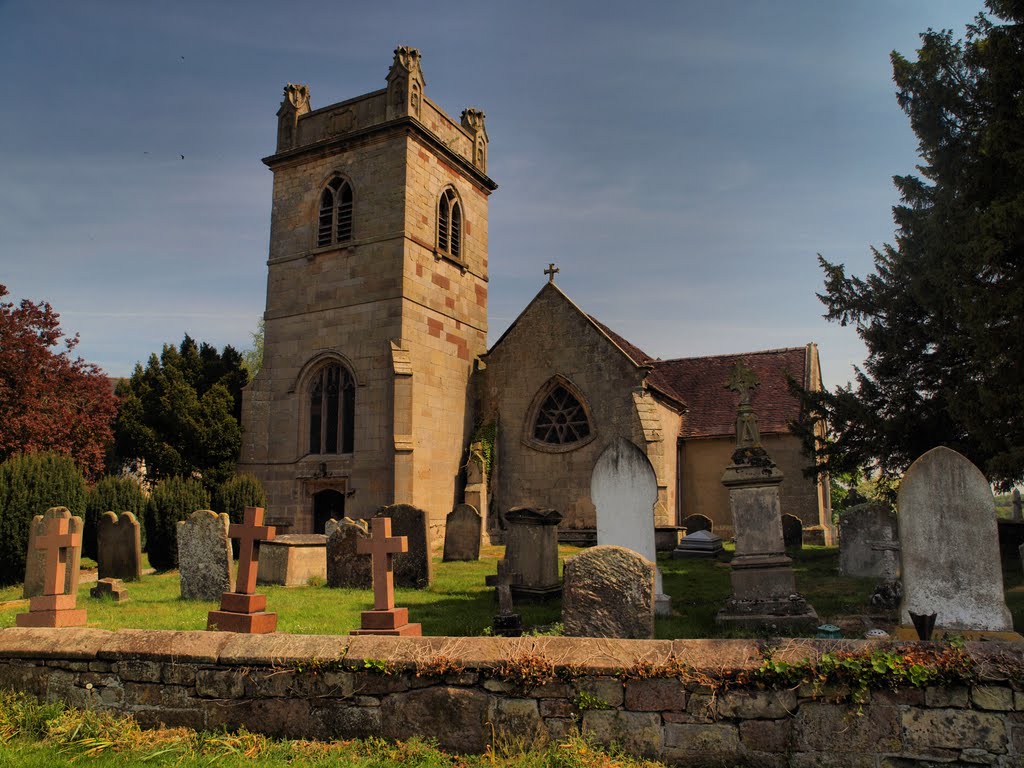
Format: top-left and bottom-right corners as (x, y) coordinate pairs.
(240, 47), (496, 540)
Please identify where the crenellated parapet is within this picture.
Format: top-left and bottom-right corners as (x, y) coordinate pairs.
(276, 83), (311, 152)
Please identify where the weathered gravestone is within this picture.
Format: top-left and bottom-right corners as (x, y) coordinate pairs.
(781, 514), (803, 550)
(562, 545), (655, 639)
(97, 511), (142, 581)
(178, 510), (234, 600)
(591, 437), (671, 616)
(373, 504), (431, 588)
(442, 504), (481, 562)
(838, 502), (900, 580)
(503, 507), (563, 600)
(326, 517), (372, 589)
(898, 447), (1014, 634)
(23, 507), (82, 599)
(91, 577), (129, 602)
(683, 514), (713, 535)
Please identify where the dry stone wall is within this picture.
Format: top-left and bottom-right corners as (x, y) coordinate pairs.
(1, 630), (1024, 766)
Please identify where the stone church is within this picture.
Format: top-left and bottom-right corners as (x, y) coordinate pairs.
(239, 47), (833, 547)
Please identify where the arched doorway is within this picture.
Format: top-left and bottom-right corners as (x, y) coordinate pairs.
(313, 489), (345, 534)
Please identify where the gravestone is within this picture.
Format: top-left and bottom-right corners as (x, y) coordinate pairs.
(781, 514), (803, 550)
(562, 545), (655, 639)
(208, 506), (277, 633)
(17, 514), (87, 627)
(90, 577), (129, 602)
(491, 558), (523, 637)
(97, 511), (142, 581)
(23, 507), (83, 599)
(442, 504), (481, 562)
(503, 507), (562, 600)
(716, 362), (817, 631)
(178, 510), (234, 600)
(591, 438), (671, 616)
(373, 504), (431, 588)
(898, 447), (1013, 634)
(838, 502), (900, 580)
(258, 534), (327, 586)
(350, 517), (422, 636)
(683, 514), (712, 535)
(324, 518), (342, 538)
(672, 529), (724, 559)
(327, 517), (372, 589)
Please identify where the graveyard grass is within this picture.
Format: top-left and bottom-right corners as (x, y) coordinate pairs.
(2, 545), (1024, 637)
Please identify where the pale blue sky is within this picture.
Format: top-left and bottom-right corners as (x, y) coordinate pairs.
(0, 1), (982, 388)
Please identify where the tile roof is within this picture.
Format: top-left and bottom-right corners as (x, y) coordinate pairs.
(650, 347), (809, 438)
(587, 316), (656, 366)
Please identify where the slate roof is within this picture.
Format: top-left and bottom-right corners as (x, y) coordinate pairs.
(649, 347), (810, 438)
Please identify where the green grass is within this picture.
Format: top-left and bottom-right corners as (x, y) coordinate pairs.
(0, 690), (667, 767)
(4, 544), (1022, 638)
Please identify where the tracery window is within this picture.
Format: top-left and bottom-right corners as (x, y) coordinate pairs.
(317, 177), (353, 248)
(308, 363), (355, 454)
(532, 384), (591, 445)
(437, 188), (462, 259)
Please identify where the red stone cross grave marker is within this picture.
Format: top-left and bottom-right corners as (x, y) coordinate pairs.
(350, 517), (422, 636)
(207, 506), (278, 634)
(17, 516), (86, 627)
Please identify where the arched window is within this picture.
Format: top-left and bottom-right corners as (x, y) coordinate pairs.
(308, 363), (355, 454)
(526, 378), (594, 453)
(437, 188), (462, 259)
(316, 177), (353, 248)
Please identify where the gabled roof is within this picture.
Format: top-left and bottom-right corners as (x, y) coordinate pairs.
(650, 347), (811, 438)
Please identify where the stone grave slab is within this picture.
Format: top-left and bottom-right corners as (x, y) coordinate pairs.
(781, 514), (803, 550)
(23, 507), (82, 599)
(897, 447), (1014, 634)
(591, 438), (671, 616)
(258, 534), (327, 586)
(503, 507), (562, 601)
(327, 517), (372, 589)
(442, 504), (481, 562)
(178, 510), (234, 601)
(562, 545), (655, 639)
(97, 511), (142, 581)
(373, 504), (431, 588)
(672, 529), (724, 559)
(838, 502), (899, 580)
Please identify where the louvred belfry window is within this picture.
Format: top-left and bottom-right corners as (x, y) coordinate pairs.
(309, 364), (355, 454)
(437, 188), (462, 259)
(533, 385), (591, 445)
(317, 178), (353, 248)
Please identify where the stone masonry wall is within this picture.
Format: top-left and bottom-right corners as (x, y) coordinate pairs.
(2, 629), (1022, 767)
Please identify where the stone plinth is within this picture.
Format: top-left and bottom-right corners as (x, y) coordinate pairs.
(503, 507), (563, 601)
(716, 461), (817, 631)
(350, 608), (422, 636)
(257, 534), (327, 586)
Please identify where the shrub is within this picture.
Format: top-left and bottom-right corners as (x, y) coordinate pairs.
(83, 475), (147, 559)
(144, 476), (209, 571)
(215, 473), (267, 526)
(0, 453), (87, 586)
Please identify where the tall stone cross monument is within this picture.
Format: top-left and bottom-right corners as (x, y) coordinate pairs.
(17, 516), (87, 628)
(207, 507), (278, 634)
(715, 362), (817, 630)
(351, 517), (422, 636)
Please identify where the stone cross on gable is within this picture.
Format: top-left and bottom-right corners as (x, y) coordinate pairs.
(357, 517), (408, 611)
(544, 263), (559, 283)
(36, 516), (79, 597)
(229, 507), (275, 595)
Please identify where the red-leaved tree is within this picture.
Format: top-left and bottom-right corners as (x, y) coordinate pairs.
(0, 284), (118, 479)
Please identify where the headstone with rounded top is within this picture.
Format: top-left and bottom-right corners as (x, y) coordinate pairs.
(562, 545), (655, 639)
(373, 504), (431, 588)
(178, 510), (234, 601)
(23, 507), (82, 599)
(683, 514), (712, 535)
(898, 447), (1016, 636)
(442, 504), (481, 562)
(97, 511), (142, 581)
(781, 514), (803, 550)
(327, 517), (372, 589)
(591, 438), (671, 616)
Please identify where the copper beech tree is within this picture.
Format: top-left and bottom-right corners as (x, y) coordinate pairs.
(0, 284), (117, 479)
